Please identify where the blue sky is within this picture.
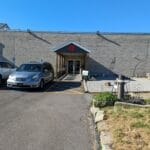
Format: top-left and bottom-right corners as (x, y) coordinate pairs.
(0, 0), (150, 32)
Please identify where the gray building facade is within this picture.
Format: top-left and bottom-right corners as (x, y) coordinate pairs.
(0, 29), (150, 78)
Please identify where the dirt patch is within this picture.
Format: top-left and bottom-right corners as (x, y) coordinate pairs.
(102, 106), (150, 150)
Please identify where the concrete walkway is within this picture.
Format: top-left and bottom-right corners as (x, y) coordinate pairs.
(62, 74), (82, 82)
(86, 78), (150, 93)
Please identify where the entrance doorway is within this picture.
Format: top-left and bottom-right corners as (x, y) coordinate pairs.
(68, 60), (80, 74)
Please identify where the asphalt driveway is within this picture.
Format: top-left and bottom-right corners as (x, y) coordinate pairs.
(0, 82), (93, 150)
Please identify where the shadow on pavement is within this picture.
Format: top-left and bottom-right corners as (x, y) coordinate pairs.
(0, 81), (55, 93)
(46, 81), (81, 92)
(0, 81), (82, 93)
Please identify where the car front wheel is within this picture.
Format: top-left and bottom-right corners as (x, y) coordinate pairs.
(39, 80), (44, 89)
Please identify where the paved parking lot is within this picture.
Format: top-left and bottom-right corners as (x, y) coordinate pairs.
(0, 82), (93, 150)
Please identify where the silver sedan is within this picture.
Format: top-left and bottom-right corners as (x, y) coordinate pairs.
(7, 62), (54, 89)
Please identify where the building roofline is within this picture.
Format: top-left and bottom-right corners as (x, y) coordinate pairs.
(53, 41), (90, 53)
(0, 23), (10, 30)
(1, 29), (150, 35)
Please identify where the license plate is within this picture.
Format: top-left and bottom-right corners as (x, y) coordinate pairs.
(17, 83), (23, 86)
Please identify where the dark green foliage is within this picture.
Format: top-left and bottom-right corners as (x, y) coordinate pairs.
(93, 92), (117, 108)
(144, 98), (150, 104)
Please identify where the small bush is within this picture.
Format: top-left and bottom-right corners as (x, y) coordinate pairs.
(144, 98), (150, 104)
(93, 92), (117, 108)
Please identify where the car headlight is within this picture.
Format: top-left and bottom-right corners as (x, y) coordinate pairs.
(32, 75), (39, 81)
(9, 75), (15, 80)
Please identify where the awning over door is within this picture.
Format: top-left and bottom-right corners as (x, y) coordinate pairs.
(54, 42), (90, 78)
(54, 42), (90, 55)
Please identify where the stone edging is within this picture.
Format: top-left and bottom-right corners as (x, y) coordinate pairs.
(115, 101), (150, 108)
(90, 105), (113, 150)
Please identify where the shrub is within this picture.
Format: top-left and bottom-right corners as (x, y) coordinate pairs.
(144, 98), (150, 104)
(93, 92), (117, 108)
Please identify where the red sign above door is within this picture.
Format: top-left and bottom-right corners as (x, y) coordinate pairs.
(67, 44), (76, 52)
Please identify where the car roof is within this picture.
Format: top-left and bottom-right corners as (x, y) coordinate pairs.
(0, 61), (9, 63)
(22, 61), (50, 65)
(0, 61), (14, 64)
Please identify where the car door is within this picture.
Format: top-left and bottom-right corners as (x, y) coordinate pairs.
(1, 62), (16, 79)
(0, 63), (2, 83)
(1, 62), (11, 79)
(7, 62), (16, 74)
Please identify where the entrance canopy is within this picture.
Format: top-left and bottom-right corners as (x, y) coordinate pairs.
(54, 42), (90, 78)
(54, 42), (90, 55)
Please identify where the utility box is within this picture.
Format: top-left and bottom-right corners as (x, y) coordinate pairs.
(82, 70), (89, 80)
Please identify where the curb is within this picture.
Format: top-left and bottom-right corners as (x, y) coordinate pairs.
(115, 101), (150, 108)
(90, 105), (113, 150)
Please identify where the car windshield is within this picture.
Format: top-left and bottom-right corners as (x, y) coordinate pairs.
(17, 64), (42, 72)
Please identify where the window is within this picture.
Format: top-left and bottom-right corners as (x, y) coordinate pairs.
(43, 63), (53, 73)
(6, 63), (15, 68)
(0, 62), (15, 68)
(17, 64), (42, 72)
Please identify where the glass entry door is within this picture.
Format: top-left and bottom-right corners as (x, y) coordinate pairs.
(68, 60), (74, 74)
(68, 60), (80, 74)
